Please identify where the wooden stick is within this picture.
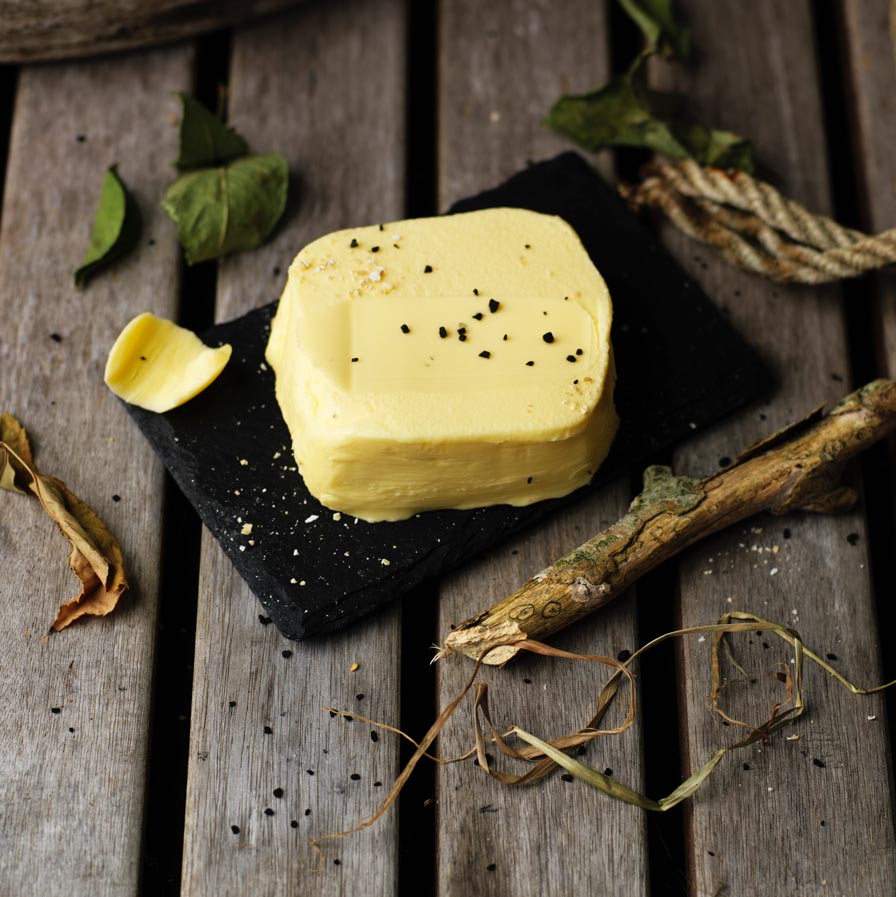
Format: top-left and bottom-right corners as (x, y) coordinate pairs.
(0, 0), (305, 63)
(440, 379), (896, 666)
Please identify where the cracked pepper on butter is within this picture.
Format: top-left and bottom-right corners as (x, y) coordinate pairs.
(265, 207), (618, 522)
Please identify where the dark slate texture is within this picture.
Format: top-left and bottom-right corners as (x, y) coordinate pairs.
(126, 152), (773, 639)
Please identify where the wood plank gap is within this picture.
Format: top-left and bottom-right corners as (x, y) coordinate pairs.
(0, 66), (17, 218)
(405, 0), (438, 219)
(397, 586), (439, 897)
(607, 0), (651, 182)
(629, 468), (689, 897)
(178, 28), (233, 335)
(139, 476), (203, 896)
(605, 0), (686, 847)
(811, 0), (878, 388)
(397, 3), (440, 893)
(139, 33), (233, 895)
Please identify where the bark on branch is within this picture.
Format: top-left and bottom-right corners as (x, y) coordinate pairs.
(440, 379), (896, 666)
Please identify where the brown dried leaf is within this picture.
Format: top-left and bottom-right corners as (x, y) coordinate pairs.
(0, 412), (34, 465)
(0, 413), (34, 492)
(0, 414), (128, 631)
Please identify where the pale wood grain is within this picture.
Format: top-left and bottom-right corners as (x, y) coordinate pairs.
(651, 2), (896, 894)
(180, 2), (407, 894)
(0, 48), (192, 896)
(435, 2), (647, 894)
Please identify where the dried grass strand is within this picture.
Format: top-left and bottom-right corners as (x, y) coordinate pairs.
(313, 612), (896, 850)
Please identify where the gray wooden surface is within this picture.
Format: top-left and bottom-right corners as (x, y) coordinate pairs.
(0, 48), (192, 895)
(180, 2), (406, 894)
(656, 2), (896, 895)
(0, 1), (894, 896)
(434, 2), (647, 895)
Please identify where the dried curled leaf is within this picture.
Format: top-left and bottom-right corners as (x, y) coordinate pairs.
(617, 0), (690, 59)
(546, 62), (755, 172)
(74, 164), (142, 288)
(162, 153), (288, 264)
(174, 93), (249, 169)
(0, 415), (128, 630)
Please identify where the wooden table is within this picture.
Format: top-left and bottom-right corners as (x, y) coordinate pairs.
(1, 1), (895, 894)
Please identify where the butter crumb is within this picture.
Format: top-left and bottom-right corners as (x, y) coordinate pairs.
(290, 578), (297, 584)
(332, 512), (342, 521)
(350, 661), (360, 672)
(241, 523), (253, 536)
(380, 558), (391, 566)
(239, 458), (248, 466)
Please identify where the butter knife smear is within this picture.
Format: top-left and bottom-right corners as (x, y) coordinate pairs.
(266, 208), (618, 522)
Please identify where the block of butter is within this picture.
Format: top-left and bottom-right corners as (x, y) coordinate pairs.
(266, 207), (618, 522)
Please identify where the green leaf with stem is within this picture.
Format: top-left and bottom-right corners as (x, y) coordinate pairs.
(162, 153), (288, 264)
(74, 164), (142, 288)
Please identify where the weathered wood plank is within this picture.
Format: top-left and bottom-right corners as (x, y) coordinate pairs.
(0, 48), (193, 896)
(180, 2), (406, 894)
(0, 0), (304, 63)
(651, 3), (896, 894)
(435, 2), (648, 894)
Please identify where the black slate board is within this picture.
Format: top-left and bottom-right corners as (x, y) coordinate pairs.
(127, 152), (773, 639)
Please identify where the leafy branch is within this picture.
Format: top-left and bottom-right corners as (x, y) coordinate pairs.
(546, 0), (755, 172)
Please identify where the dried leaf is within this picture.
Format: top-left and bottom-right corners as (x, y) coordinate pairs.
(546, 62), (755, 172)
(74, 164), (142, 288)
(0, 412), (33, 491)
(174, 93), (249, 170)
(161, 153), (288, 264)
(0, 414), (128, 630)
(617, 0), (690, 59)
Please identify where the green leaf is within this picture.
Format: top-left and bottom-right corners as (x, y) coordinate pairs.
(617, 0), (690, 59)
(161, 153), (288, 264)
(74, 165), (142, 288)
(545, 65), (755, 173)
(175, 93), (249, 170)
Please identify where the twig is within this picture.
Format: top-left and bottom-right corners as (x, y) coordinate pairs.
(440, 380), (896, 665)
